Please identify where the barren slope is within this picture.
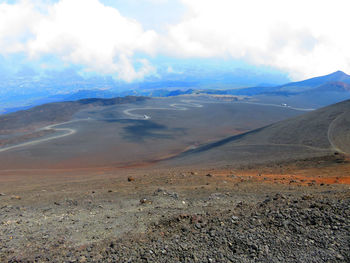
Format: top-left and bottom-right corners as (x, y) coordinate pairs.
(169, 99), (350, 167)
(0, 96), (303, 170)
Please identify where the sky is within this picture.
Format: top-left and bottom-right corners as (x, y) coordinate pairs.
(0, 0), (350, 83)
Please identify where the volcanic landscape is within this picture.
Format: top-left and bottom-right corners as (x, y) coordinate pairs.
(0, 95), (349, 262)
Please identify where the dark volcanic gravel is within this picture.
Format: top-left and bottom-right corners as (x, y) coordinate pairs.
(7, 191), (349, 263)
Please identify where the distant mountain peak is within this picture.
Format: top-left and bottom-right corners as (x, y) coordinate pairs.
(331, 70), (348, 76)
(279, 70), (350, 91)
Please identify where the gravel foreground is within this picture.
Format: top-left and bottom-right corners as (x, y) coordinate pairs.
(4, 190), (349, 263)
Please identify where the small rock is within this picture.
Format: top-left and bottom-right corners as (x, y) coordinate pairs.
(127, 177), (135, 182)
(11, 196), (21, 200)
(209, 230), (216, 237)
(302, 195), (312, 200)
(0, 193), (5, 196)
(181, 226), (189, 232)
(231, 215), (239, 220)
(169, 192), (179, 199)
(66, 199), (78, 206)
(206, 173), (213, 177)
(140, 198), (152, 205)
(195, 223), (202, 229)
(191, 215), (202, 223)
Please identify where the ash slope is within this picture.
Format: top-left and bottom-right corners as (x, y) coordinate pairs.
(169, 99), (350, 168)
(0, 96), (305, 170)
(0, 96), (148, 134)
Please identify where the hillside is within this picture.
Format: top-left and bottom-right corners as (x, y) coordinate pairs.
(169, 99), (350, 167)
(0, 96), (148, 134)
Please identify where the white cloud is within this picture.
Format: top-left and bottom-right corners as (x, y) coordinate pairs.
(113, 55), (156, 82)
(29, 0), (159, 81)
(0, 0), (40, 53)
(0, 0), (158, 81)
(163, 0), (350, 79)
(1, 0), (350, 81)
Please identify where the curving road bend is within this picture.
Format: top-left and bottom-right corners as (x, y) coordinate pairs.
(123, 100), (203, 120)
(0, 119), (90, 153)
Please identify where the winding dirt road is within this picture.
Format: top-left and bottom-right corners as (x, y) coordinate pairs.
(0, 119), (90, 153)
(0, 99), (316, 154)
(123, 100), (203, 119)
(233, 101), (314, 111)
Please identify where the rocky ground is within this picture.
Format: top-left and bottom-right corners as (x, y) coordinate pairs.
(0, 157), (349, 262)
(87, 191), (350, 263)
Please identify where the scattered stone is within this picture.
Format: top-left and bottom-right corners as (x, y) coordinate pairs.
(181, 226), (189, 232)
(127, 177), (135, 182)
(302, 195), (312, 200)
(231, 216), (239, 221)
(206, 173), (213, 177)
(1, 174), (349, 263)
(209, 229), (216, 237)
(153, 188), (179, 199)
(140, 198), (152, 205)
(11, 195), (21, 200)
(209, 193), (225, 200)
(0, 193), (6, 196)
(66, 199), (78, 206)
